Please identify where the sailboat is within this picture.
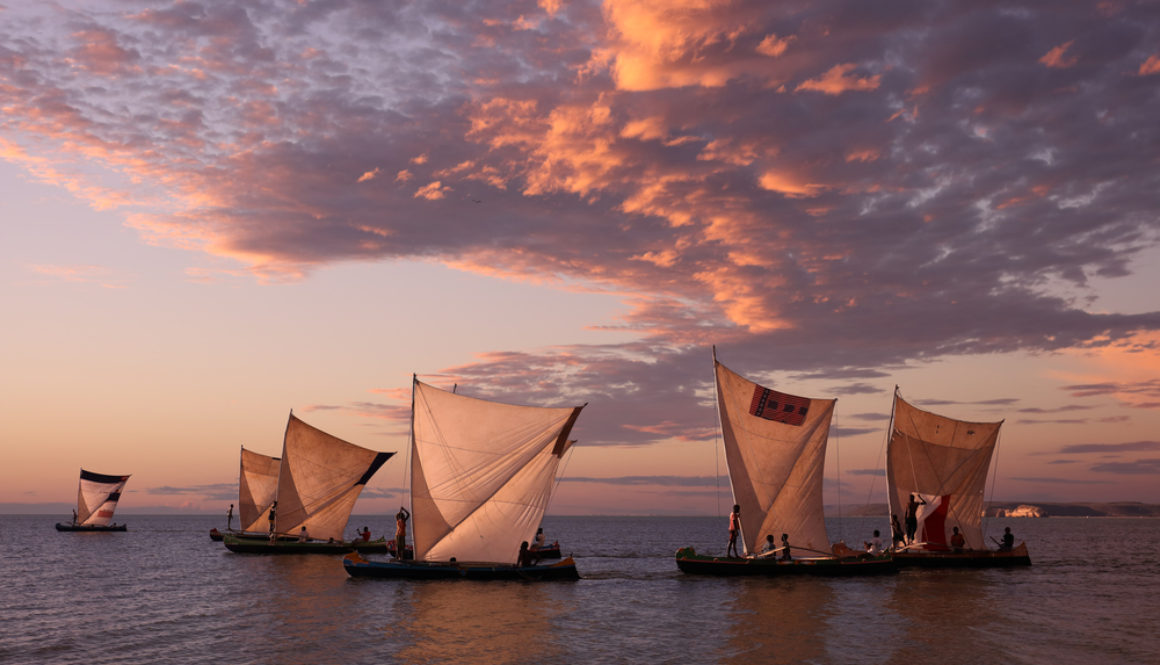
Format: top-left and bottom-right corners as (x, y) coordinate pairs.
(886, 388), (1031, 567)
(55, 469), (131, 532)
(675, 351), (895, 576)
(223, 413), (393, 554)
(211, 446), (280, 541)
(343, 376), (584, 580)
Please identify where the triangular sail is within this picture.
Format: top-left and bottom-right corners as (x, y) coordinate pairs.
(716, 360), (834, 555)
(76, 469), (130, 527)
(238, 446), (280, 533)
(273, 414), (393, 542)
(410, 378), (583, 563)
(886, 390), (1003, 550)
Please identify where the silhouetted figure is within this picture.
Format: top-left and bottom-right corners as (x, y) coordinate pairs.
(727, 504), (742, 558)
(951, 526), (966, 553)
(905, 494), (926, 544)
(891, 514), (905, 549)
(395, 506), (410, 559)
(227, 503), (234, 530)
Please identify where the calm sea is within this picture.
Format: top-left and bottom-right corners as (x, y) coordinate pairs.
(0, 514), (1156, 665)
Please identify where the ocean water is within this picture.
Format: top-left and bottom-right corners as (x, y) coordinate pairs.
(1, 514), (1156, 665)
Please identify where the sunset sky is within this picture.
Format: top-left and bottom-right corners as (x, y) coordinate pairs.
(2, 0), (1159, 517)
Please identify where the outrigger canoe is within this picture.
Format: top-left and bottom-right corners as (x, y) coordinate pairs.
(55, 523), (127, 532)
(675, 547), (897, 576)
(892, 542), (1031, 568)
(223, 534), (355, 554)
(342, 551), (580, 580)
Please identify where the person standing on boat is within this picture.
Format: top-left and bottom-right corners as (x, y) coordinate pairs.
(727, 504), (742, 558)
(891, 514), (905, 549)
(71, 509), (77, 526)
(780, 533), (792, 561)
(904, 494), (926, 544)
(227, 503), (234, 530)
(395, 506), (410, 559)
(950, 526), (966, 553)
(267, 501), (277, 541)
(298, 526), (308, 543)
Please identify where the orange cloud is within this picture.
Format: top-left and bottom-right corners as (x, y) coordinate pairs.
(1040, 41), (1078, 69)
(357, 167), (381, 183)
(758, 170), (827, 198)
(756, 34), (794, 58)
(414, 181), (451, 200)
(1140, 55), (1160, 76)
(795, 63), (881, 95)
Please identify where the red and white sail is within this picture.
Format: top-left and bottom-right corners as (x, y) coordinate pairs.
(715, 359), (835, 556)
(886, 390), (1003, 550)
(76, 469), (130, 527)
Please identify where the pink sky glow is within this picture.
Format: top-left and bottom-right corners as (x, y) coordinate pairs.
(2, 0), (1159, 516)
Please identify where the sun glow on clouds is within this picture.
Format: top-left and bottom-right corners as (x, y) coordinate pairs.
(795, 63), (881, 95)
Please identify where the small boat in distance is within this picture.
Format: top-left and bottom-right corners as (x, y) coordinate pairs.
(886, 388), (1031, 567)
(55, 469), (131, 532)
(223, 413), (393, 554)
(675, 350), (895, 576)
(343, 376), (584, 581)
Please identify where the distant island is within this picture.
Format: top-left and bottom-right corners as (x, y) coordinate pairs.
(830, 502), (1160, 518)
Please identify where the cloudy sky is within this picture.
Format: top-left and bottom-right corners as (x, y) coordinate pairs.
(2, 0), (1159, 517)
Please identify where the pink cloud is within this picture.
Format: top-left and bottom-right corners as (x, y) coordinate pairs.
(795, 63), (881, 95)
(1039, 41), (1078, 69)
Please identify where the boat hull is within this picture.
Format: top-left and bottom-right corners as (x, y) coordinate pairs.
(530, 542), (561, 559)
(55, 523), (127, 532)
(893, 542), (1031, 568)
(675, 547), (897, 576)
(342, 552), (580, 581)
(222, 534), (354, 554)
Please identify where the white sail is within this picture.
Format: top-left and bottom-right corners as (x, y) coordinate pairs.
(410, 378), (583, 563)
(273, 414), (393, 542)
(716, 359), (834, 555)
(238, 446), (280, 534)
(76, 469), (130, 527)
(886, 390), (1003, 550)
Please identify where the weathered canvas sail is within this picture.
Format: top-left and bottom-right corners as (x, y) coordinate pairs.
(886, 390), (1003, 550)
(273, 414), (393, 542)
(76, 469), (130, 527)
(716, 359), (834, 555)
(238, 446), (280, 534)
(410, 378), (583, 563)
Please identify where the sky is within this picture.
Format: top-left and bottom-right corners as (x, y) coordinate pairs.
(2, 0), (1159, 518)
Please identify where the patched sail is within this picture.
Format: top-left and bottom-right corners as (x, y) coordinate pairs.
(76, 469), (130, 527)
(716, 359), (834, 555)
(886, 390), (1003, 550)
(238, 446), (280, 533)
(410, 378), (583, 563)
(273, 414), (393, 542)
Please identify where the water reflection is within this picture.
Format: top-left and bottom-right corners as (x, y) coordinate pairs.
(883, 570), (999, 661)
(394, 580), (564, 665)
(721, 577), (834, 664)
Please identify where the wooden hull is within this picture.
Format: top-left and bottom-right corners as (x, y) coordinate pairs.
(675, 547), (897, 577)
(222, 534), (354, 554)
(55, 523), (127, 532)
(342, 551), (580, 581)
(893, 542), (1031, 568)
(350, 538), (414, 558)
(530, 542), (561, 559)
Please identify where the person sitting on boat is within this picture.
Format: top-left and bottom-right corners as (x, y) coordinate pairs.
(533, 527), (546, 549)
(395, 506), (410, 559)
(359, 526), (371, 542)
(997, 526), (1014, 552)
(517, 541), (535, 568)
(298, 526), (308, 543)
(780, 533), (792, 561)
(891, 514), (905, 549)
(950, 526), (966, 553)
(727, 504), (742, 558)
(864, 529), (883, 556)
(755, 534), (777, 558)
